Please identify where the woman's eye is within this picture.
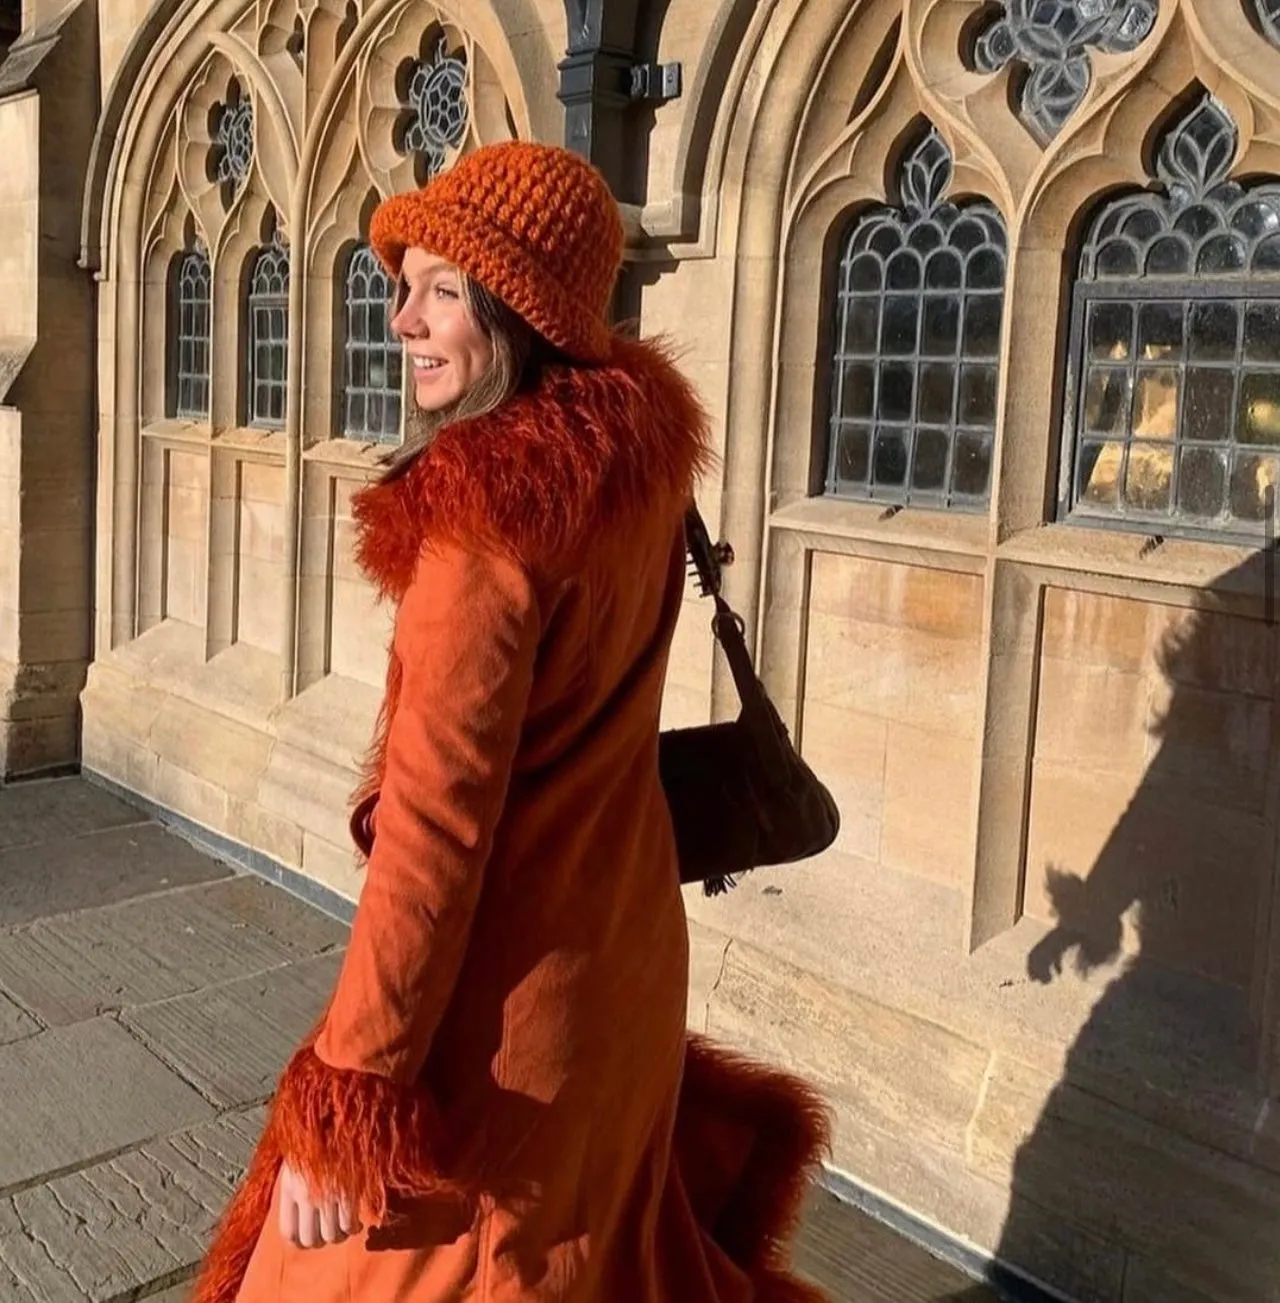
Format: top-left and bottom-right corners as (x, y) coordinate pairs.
(435, 284), (459, 301)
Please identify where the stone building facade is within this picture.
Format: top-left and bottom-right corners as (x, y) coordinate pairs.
(3, 0), (1280, 1299)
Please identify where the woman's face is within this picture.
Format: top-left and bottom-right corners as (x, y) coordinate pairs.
(391, 249), (494, 411)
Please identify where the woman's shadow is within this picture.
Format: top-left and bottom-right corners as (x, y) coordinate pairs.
(940, 546), (1280, 1303)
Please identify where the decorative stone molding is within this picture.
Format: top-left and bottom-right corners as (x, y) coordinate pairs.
(355, 11), (471, 197)
(969, 0), (1158, 145)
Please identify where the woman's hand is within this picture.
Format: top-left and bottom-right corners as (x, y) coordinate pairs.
(277, 1161), (362, 1248)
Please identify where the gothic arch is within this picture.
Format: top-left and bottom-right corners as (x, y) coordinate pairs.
(86, 0), (538, 667)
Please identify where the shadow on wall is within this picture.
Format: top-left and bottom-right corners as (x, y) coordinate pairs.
(947, 547), (1280, 1303)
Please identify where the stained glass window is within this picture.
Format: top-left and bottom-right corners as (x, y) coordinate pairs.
(971, 1), (1156, 143)
(210, 83), (253, 204)
(1063, 95), (1280, 536)
(1249, 0), (1280, 47)
(247, 232), (289, 429)
(342, 244), (402, 443)
(172, 245), (211, 421)
(825, 129), (1008, 510)
(396, 35), (469, 183)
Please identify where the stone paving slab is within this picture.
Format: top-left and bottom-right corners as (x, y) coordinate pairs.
(0, 989), (39, 1045)
(0, 1107), (264, 1302)
(0, 1018), (214, 1193)
(195, 875), (349, 957)
(0, 781), (145, 854)
(794, 1187), (999, 1302)
(0, 825), (233, 929)
(0, 778), (984, 1302)
(0, 877), (343, 1027)
(124, 951), (343, 1108)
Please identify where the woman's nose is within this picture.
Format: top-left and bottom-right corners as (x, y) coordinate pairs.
(392, 302), (422, 339)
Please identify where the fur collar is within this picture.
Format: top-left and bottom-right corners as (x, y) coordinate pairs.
(351, 336), (713, 602)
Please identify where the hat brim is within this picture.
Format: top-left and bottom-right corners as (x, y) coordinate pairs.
(370, 193), (614, 364)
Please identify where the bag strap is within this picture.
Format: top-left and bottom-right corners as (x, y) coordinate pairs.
(682, 505), (790, 771)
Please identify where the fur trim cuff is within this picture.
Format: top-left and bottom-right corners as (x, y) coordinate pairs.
(190, 1039), (467, 1303)
(269, 1044), (467, 1222)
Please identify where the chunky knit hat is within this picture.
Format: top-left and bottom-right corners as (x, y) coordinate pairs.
(369, 141), (625, 364)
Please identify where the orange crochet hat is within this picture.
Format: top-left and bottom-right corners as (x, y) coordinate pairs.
(370, 141), (625, 364)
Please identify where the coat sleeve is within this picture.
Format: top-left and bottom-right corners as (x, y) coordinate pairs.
(316, 539), (541, 1081)
(260, 540), (540, 1220)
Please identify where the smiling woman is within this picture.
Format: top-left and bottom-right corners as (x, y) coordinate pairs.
(190, 140), (831, 1303)
(379, 252), (563, 478)
(394, 253), (495, 410)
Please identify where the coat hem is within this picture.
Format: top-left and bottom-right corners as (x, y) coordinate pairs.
(193, 1034), (831, 1303)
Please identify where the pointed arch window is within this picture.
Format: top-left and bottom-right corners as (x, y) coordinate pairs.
(1062, 94), (1280, 538)
(247, 231), (290, 429)
(342, 244), (403, 443)
(825, 129), (1008, 510)
(171, 244), (211, 421)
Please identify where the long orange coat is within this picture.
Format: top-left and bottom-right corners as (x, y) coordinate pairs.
(192, 337), (830, 1303)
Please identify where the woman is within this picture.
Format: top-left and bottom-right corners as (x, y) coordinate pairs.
(193, 140), (830, 1303)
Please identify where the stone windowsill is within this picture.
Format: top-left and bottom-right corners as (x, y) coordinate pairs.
(684, 850), (1267, 1171)
(996, 521), (1260, 600)
(769, 497), (989, 565)
(98, 620), (284, 729)
(273, 671), (381, 774)
(212, 427), (287, 460)
(302, 437), (391, 476)
(96, 621), (380, 776)
(140, 419), (209, 446)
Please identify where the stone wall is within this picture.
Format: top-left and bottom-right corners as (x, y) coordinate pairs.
(0, 0), (97, 777)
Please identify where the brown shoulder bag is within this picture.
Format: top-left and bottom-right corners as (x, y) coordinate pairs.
(658, 506), (841, 896)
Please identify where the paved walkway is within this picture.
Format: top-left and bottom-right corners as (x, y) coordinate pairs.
(0, 776), (1001, 1302)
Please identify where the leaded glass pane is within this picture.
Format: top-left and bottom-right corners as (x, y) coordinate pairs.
(247, 238), (289, 430)
(971, 1), (1156, 143)
(1251, 0), (1280, 46)
(872, 430), (908, 488)
(1065, 94), (1280, 537)
(824, 129), (1007, 510)
(342, 244), (403, 444)
(173, 249), (211, 420)
(397, 35), (469, 183)
(953, 433), (993, 498)
(1231, 453), (1280, 519)
(209, 85), (254, 204)
(913, 429), (949, 491)
(1177, 445), (1226, 516)
(1246, 303), (1280, 362)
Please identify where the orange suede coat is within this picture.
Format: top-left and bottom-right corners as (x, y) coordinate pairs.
(192, 338), (830, 1303)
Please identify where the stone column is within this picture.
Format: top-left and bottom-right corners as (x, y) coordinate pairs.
(0, 0), (98, 776)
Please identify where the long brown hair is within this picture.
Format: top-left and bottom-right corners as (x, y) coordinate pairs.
(380, 271), (548, 481)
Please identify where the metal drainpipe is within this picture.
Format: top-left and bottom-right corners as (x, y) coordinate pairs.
(556, 0), (681, 197)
